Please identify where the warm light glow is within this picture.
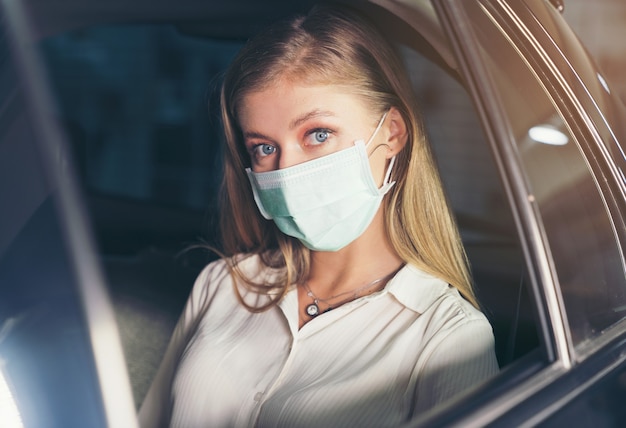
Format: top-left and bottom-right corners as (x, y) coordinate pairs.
(597, 73), (610, 93)
(0, 368), (24, 428)
(528, 124), (569, 146)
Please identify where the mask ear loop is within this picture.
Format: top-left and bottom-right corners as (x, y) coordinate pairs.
(365, 111), (389, 150)
(383, 156), (396, 186)
(365, 110), (396, 187)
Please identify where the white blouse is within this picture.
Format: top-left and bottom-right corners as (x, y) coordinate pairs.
(139, 255), (498, 427)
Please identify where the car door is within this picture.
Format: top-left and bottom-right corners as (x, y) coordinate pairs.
(412, 0), (626, 425)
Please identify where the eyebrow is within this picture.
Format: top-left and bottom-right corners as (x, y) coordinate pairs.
(243, 131), (271, 142)
(243, 109), (337, 142)
(289, 109), (336, 130)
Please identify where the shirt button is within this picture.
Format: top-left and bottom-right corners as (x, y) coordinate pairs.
(254, 392), (263, 401)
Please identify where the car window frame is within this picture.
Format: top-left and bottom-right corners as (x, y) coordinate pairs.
(498, 0), (626, 360)
(414, 0), (626, 424)
(436, 0), (626, 361)
(26, 0), (626, 425)
(434, 0), (565, 368)
(460, 0), (626, 358)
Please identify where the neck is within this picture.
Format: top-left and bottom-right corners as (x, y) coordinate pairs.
(307, 209), (403, 297)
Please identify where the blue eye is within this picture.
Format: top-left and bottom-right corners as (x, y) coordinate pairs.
(314, 131), (329, 143)
(253, 143), (276, 157)
(307, 129), (331, 145)
(261, 144), (275, 155)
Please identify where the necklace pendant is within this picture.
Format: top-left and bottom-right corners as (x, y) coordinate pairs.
(305, 303), (320, 317)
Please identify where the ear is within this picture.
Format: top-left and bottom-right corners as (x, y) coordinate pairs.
(385, 107), (408, 158)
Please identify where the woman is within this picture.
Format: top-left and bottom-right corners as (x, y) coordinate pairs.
(139, 5), (498, 427)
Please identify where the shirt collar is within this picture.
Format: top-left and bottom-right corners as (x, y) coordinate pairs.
(385, 264), (451, 314)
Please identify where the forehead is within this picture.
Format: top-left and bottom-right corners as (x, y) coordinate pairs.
(238, 82), (371, 130)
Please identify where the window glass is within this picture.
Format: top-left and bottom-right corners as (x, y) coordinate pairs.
(460, 0), (626, 348)
(38, 25), (242, 405)
(1, 23), (107, 423)
(39, 20), (541, 369)
(39, 26), (241, 211)
(400, 46), (538, 366)
(564, 0), (626, 105)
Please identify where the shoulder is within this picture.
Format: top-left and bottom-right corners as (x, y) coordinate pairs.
(195, 252), (271, 283)
(389, 265), (483, 316)
(387, 266), (498, 410)
(190, 253), (279, 307)
(388, 264), (493, 338)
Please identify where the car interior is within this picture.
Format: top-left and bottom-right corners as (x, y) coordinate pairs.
(27, 0), (543, 411)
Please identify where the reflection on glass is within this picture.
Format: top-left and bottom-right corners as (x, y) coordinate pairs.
(0, 368), (23, 428)
(528, 124), (569, 146)
(597, 73), (610, 94)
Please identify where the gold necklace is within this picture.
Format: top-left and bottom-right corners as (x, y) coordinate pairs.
(303, 272), (394, 318)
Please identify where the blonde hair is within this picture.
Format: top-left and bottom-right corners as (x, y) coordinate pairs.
(219, 5), (477, 309)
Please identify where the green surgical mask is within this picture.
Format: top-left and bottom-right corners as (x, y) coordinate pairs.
(246, 112), (394, 251)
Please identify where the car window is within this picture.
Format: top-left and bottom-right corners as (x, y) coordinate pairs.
(453, 0), (626, 353)
(39, 25), (242, 406)
(39, 15), (546, 409)
(40, 26), (240, 211)
(400, 46), (539, 366)
(1, 12), (123, 424)
(564, 0), (626, 106)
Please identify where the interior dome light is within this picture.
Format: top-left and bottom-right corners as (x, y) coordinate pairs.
(528, 124), (569, 146)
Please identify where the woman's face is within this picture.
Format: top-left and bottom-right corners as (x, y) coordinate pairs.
(238, 80), (391, 185)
